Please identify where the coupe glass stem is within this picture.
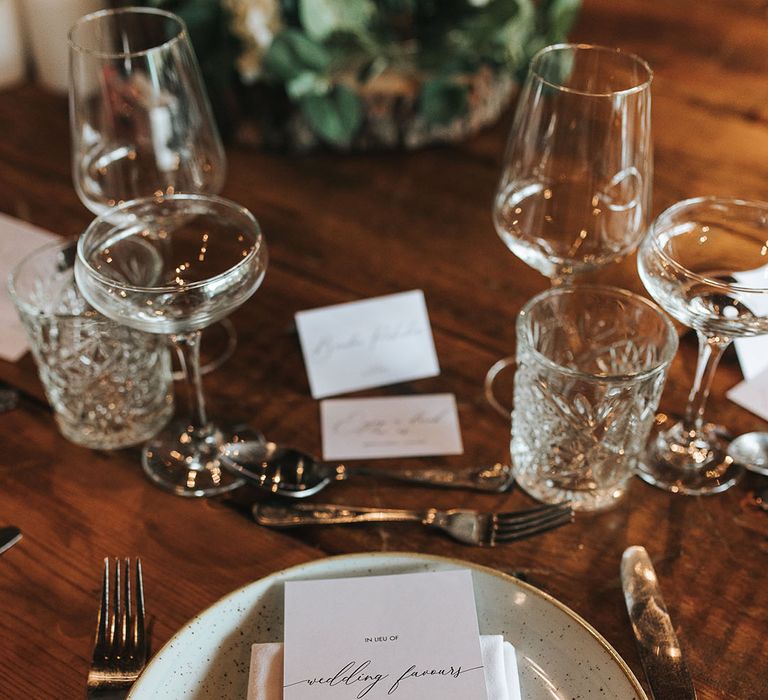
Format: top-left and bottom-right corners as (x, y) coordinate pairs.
(682, 331), (730, 434)
(172, 330), (209, 430)
(550, 271), (574, 287)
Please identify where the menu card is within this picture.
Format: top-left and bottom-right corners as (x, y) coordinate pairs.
(320, 394), (463, 460)
(282, 570), (487, 700)
(0, 212), (60, 361)
(295, 290), (440, 399)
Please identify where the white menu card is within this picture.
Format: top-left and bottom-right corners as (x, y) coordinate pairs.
(320, 393), (463, 460)
(295, 290), (440, 398)
(283, 570), (487, 700)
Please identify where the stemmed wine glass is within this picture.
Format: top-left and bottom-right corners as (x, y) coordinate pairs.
(638, 197), (768, 494)
(75, 194), (267, 497)
(486, 43), (654, 415)
(493, 43), (653, 285)
(68, 7), (235, 374)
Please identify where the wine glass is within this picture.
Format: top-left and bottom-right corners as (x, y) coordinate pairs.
(638, 197), (768, 494)
(68, 7), (235, 375)
(75, 194), (267, 497)
(493, 43), (653, 285)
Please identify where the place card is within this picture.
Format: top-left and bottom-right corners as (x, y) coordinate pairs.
(295, 290), (440, 399)
(727, 365), (768, 421)
(320, 393), (463, 460)
(732, 266), (768, 380)
(0, 212), (61, 362)
(282, 570), (487, 700)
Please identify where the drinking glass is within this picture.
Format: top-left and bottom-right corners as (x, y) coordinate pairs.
(9, 240), (174, 449)
(69, 7), (235, 375)
(493, 43), (653, 284)
(638, 197), (768, 494)
(75, 194), (267, 497)
(68, 7), (225, 215)
(486, 286), (677, 511)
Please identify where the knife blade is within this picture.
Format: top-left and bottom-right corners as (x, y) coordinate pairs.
(621, 546), (696, 700)
(0, 526), (22, 555)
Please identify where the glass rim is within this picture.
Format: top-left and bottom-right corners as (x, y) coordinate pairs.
(76, 193), (265, 296)
(648, 195), (768, 295)
(8, 239), (101, 321)
(529, 42), (653, 98)
(68, 7), (187, 60)
(516, 284), (678, 382)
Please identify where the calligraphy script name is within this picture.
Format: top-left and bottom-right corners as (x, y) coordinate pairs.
(285, 659), (483, 698)
(310, 321), (425, 363)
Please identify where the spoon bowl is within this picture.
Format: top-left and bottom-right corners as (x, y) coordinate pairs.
(220, 441), (514, 497)
(726, 432), (768, 476)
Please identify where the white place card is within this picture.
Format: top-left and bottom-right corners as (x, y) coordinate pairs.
(0, 212), (61, 362)
(320, 393), (463, 461)
(283, 570), (487, 700)
(295, 290), (440, 399)
(727, 366), (768, 421)
(732, 266), (768, 380)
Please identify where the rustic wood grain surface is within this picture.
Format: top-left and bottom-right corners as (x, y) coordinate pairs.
(2, 1), (768, 697)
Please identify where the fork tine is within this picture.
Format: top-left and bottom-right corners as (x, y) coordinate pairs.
(92, 558), (110, 661)
(493, 510), (574, 544)
(111, 557), (121, 651)
(124, 559), (133, 650)
(495, 502), (572, 527)
(135, 558), (146, 662)
(494, 506), (573, 535)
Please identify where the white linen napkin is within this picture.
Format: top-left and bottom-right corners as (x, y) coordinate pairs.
(247, 636), (521, 700)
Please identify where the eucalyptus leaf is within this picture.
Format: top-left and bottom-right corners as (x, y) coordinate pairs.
(420, 78), (469, 126)
(299, 0), (375, 41)
(300, 84), (363, 147)
(264, 29), (331, 82)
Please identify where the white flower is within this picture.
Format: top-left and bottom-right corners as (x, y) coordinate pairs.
(245, 6), (275, 49)
(224, 0), (282, 83)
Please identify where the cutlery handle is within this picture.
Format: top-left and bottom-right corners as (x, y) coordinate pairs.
(348, 463), (513, 492)
(253, 502), (427, 526)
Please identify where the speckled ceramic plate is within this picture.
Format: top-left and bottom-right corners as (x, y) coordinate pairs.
(128, 552), (647, 699)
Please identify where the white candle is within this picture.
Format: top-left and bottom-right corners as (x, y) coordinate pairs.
(0, 0), (25, 89)
(20, 0), (105, 93)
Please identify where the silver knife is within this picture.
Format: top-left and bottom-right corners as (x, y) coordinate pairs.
(621, 546), (696, 700)
(0, 526), (22, 555)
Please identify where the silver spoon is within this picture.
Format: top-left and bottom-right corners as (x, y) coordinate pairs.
(726, 432), (768, 476)
(220, 441), (514, 498)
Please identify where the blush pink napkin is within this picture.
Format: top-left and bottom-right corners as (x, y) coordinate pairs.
(247, 636), (521, 700)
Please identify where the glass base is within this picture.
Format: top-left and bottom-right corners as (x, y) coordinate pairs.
(141, 420), (263, 497)
(638, 419), (743, 495)
(514, 469), (629, 512)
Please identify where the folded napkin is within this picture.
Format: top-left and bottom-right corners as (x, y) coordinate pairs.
(248, 635), (521, 700)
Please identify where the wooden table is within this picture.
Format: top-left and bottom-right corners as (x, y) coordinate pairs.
(1, 1), (767, 697)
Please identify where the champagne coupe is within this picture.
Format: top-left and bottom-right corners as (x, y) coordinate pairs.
(638, 197), (768, 494)
(69, 7), (235, 374)
(493, 43), (653, 285)
(75, 194), (267, 497)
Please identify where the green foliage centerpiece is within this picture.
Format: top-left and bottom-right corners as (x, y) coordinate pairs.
(141, 0), (580, 149)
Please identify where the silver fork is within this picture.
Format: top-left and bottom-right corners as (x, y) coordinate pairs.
(86, 558), (147, 699)
(253, 501), (573, 546)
